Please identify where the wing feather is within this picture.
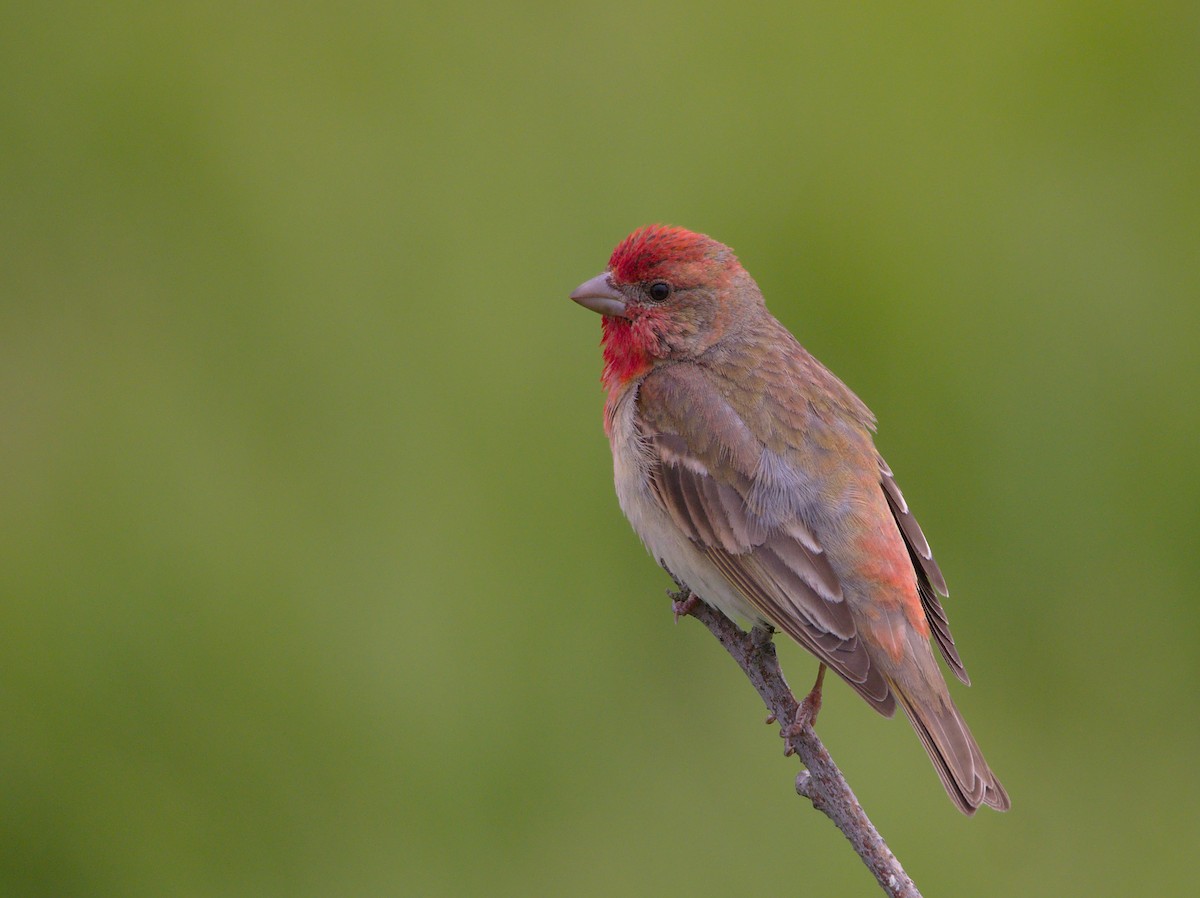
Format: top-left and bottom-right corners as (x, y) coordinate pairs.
(643, 457), (890, 705)
(637, 366), (895, 714)
(877, 455), (969, 685)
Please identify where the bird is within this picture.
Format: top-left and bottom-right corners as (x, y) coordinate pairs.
(570, 224), (1009, 814)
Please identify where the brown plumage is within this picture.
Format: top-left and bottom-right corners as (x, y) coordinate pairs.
(573, 225), (1009, 814)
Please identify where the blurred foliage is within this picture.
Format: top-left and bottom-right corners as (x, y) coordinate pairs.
(1, 1), (1197, 895)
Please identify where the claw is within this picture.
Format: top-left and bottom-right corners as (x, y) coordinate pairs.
(788, 663), (827, 735)
(671, 591), (700, 622)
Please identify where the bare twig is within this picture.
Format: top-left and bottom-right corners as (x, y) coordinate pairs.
(671, 590), (922, 898)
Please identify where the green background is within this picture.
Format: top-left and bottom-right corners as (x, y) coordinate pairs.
(2, 2), (1196, 895)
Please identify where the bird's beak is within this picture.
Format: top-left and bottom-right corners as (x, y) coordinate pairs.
(570, 272), (628, 318)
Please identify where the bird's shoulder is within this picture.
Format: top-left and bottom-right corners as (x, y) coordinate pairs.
(639, 321), (878, 470)
(635, 361), (761, 482)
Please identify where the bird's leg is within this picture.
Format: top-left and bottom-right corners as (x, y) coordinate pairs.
(790, 663), (827, 734)
(664, 567), (699, 621)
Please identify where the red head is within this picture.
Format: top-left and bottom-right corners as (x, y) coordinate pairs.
(571, 225), (762, 394)
(608, 225), (734, 286)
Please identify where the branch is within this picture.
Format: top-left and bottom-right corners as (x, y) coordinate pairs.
(672, 590), (922, 898)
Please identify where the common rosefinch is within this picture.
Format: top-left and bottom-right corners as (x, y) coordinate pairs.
(571, 225), (1009, 814)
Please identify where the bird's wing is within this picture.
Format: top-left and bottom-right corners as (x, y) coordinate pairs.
(638, 365), (894, 715)
(877, 454), (969, 684)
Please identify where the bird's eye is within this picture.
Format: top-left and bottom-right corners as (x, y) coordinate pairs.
(647, 280), (671, 302)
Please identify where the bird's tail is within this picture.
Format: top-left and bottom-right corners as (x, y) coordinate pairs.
(890, 679), (1011, 815)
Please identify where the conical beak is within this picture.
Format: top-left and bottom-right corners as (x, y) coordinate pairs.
(570, 272), (628, 318)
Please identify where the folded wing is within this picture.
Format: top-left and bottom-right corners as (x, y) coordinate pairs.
(639, 367), (894, 715)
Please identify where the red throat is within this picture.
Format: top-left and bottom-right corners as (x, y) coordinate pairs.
(600, 315), (653, 392)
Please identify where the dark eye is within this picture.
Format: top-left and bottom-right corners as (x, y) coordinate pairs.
(647, 280), (671, 302)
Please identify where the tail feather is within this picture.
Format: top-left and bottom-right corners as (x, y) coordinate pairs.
(891, 680), (1010, 815)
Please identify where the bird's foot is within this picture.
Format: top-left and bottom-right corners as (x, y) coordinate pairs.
(665, 570), (699, 622)
(788, 663), (827, 736)
(670, 591), (700, 622)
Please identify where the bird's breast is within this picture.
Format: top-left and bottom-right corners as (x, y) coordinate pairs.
(606, 382), (655, 531)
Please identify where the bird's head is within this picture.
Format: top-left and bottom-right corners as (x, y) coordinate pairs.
(571, 225), (762, 390)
